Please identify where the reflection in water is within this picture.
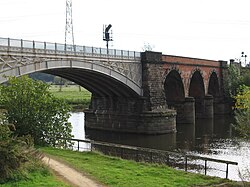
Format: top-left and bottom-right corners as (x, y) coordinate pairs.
(86, 128), (176, 151)
(69, 112), (250, 181)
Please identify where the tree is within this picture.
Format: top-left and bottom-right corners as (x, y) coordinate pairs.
(242, 69), (250, 86)
(234, 85), (250, 139)
(224, 63), (243, 97)
(0, 76), (73, 146)
(142, 42), (155, 51)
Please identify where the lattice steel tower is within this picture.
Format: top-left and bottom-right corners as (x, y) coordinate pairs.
(65, 0), (74, 46)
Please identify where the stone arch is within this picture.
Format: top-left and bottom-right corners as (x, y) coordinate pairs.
(0, 59), (142, 97)
(208, 70), (220, 97)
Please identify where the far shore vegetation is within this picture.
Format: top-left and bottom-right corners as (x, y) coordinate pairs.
(49, 84), (91, 109)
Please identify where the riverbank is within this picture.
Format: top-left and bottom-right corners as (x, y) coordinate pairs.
(40, 147), (243, 187)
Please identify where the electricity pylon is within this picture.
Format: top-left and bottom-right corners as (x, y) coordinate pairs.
(65, 0), (74, 47)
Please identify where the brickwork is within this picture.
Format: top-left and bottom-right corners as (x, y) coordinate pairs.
(85, 51), (231, 134)
(162, 55), (222, 97)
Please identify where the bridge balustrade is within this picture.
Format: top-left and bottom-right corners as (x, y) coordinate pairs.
(0, 37), (141, 59)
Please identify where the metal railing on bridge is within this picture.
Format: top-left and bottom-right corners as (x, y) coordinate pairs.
(0, 37), (141, 59)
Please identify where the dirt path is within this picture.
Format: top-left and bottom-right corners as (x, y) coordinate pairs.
(42, 156), (104, 187)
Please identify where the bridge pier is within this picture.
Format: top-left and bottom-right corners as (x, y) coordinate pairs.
(194, 95), (214, 119)
(85, 96), (176, 134)
(181, 97), (195, 123)
(203, 95), (214, 119)
(213, 97), (232, 115)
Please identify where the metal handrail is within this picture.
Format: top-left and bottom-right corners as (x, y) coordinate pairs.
(0, 37), (141, 59)
(59, 137), (238, 179)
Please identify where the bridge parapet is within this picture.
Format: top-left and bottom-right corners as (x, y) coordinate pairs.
(0, 37), (142, 95)
(0, 37), (140, 59)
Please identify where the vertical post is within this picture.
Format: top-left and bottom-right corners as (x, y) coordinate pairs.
(77, 140), (79, 151)
(64, 139), (67, 149)
(21, 39), (23, 52)
(185, 156), (188, 171)
(205, 160), (207, 175)
(136, 150), (139, 162)
(83, 46), (85, 54)
(7, 38), (10, 48)
(33, 40), (36, 53)
(166, 154), (170, 165)
(90, 141), (93, 152)
(226, 163), (229, 179)
(44, 42), (46, 50)
(120, 148), (123, 158)
(73, 45), (76, 55)
(55, 43), (57, 54)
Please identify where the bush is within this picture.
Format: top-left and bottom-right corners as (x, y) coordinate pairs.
(234, 85), (250, 139)
(0, 113), (35, 183)
(0, 76), (73, 146)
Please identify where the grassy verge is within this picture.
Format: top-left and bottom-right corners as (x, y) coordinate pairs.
(0, 158), (69, 187)
(40, 147), (240, 187)
(49, 85), (91, 109)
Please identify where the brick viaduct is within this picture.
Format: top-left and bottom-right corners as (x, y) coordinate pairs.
(86, 51), (230, 134)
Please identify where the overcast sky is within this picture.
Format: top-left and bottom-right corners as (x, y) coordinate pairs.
(0, 0), (250, 63)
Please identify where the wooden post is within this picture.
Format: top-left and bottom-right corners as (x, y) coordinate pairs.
(77, 140), (80, 151)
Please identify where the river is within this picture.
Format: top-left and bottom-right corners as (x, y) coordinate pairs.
(69, 112), (250, 182)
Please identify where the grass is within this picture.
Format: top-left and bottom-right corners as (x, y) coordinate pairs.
(40, 147), (240, 187)
(49, 85), (91, 107)
(0, 158), (70, 187)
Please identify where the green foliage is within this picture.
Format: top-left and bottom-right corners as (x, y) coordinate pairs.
(41, 147), (234, 187)
(0, 76), (73, 146)
(224, 64), (243, 97)
(0, 113), (33, 183)
(242, 69), (250, 86)
(234, 85), (250, 139)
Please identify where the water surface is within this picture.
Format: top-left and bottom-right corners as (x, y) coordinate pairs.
(69, 112), (250, 181)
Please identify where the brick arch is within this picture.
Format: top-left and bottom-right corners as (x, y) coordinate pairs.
(188, 67), (205, 97)
(164, 69), (185, 107)
(207, 70), (220, 97)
